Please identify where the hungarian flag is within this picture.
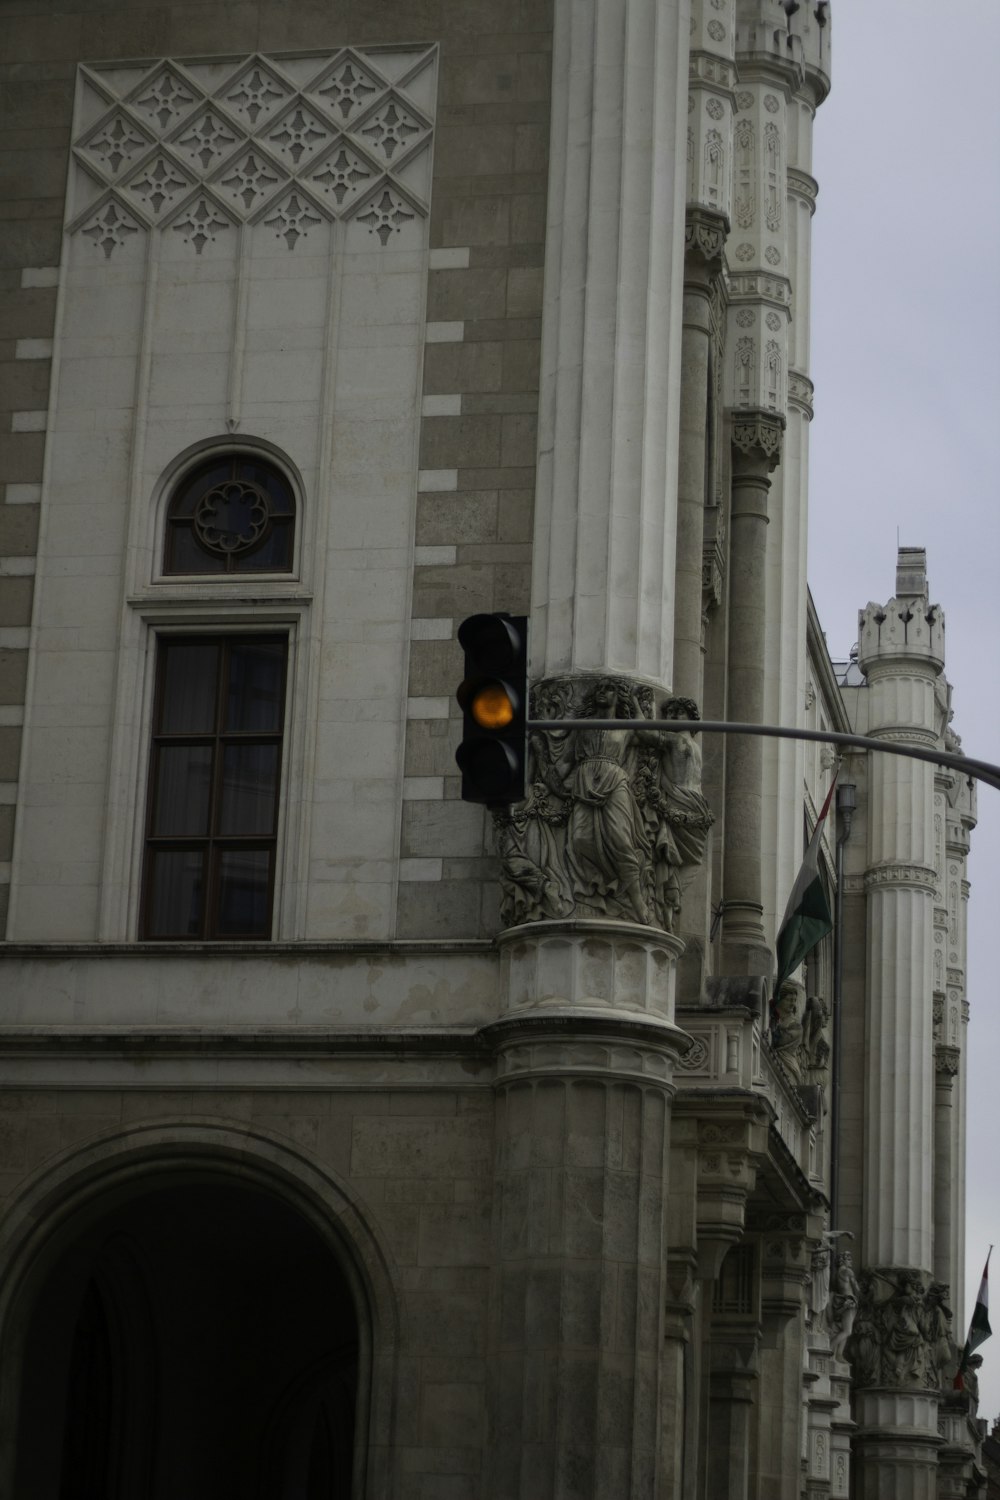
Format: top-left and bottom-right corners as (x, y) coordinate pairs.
(955, 1249), (992, 1390)
(773, 776), (837, 995)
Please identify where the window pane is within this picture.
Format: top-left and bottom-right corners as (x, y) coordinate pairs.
(238, 459), (295, 514)
(170, 459), (232, 517)
(146, 850), (204, 937)
(225, 642), (285, 732)
(165, 523), (226, 575)
(218, 743), (278, 836)
(242, 520), (292, 572)
(216, 849), (271, 936)
(152, 745), (213, 835)
(159, 644), (219, 733)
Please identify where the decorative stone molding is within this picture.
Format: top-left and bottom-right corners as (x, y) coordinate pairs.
(494, 678), (714, 934)
(498, 918), (685, 1019)
(727, 269), (791, 305)
(848, 1268), (955, 1391)
(731, 409), (784, 472)
(480, 1008), (691, 1087)
(787, 167), (819, 210)
(934, 1044), (960, 1077)
(863, 862), (939, 894)
(67, 48), (435, 255)
(788, 369), (815, 418)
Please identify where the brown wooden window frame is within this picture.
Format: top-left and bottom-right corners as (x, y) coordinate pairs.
(140, 633), (288, 941)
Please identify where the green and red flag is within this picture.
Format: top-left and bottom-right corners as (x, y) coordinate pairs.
(773, 775), (837, 996)
(955, 1248), (992, 1391)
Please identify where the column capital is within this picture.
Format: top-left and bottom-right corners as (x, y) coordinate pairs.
(730, 409), (784, 474)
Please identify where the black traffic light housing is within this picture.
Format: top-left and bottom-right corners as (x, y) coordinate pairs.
(455, 613), (528, 806)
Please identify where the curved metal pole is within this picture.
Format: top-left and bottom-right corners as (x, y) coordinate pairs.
(525, 718), (1000, 793)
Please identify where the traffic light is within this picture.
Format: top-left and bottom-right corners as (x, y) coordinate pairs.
(455, 613), (528, 805)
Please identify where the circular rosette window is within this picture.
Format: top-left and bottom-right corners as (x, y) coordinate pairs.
(164, 454), (296, 575)
(194, 478), (271, 555)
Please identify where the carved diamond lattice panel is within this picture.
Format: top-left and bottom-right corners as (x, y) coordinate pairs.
(311, 54), (383, 125)
(80, 198), (143, 258)
(355, 186), (415, 245)
(304, 140), (375, 211)
(123, 153), (195, 216)
(214, 147), (285, 213)
(219, 60), (293, 129)
(353, 94), (427, 164)
(261, 190), (325, 250)
(79, 111), (155, 177)
(128, 66), (200, 132)
(169, 195), (235, 254)
(262, 102), (333, 168)
(170, 107), (243, 173)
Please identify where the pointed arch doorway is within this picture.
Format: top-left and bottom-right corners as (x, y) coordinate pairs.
(11, 1174), (363, 1499)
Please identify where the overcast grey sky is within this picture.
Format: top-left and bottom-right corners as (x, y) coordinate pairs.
(808, 0), (1000, 1418)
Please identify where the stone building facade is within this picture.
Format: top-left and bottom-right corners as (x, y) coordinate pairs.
(0, 0), (985, 1495)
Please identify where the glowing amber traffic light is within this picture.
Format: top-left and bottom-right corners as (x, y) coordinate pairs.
(455, 613), (528, 805)
(469, 683), (516, 730)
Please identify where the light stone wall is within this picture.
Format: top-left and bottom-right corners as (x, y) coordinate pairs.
(1, 0), (555, 945)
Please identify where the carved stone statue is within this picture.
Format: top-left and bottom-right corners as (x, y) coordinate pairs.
(883, 1272), (928, 1386)
(800, 994), (831, 1075)
(770, 981), (805, 1082)
(494, 676), (714, 932)
(810, 1229), (853, 1324)
(964, 1352), (983, 1407)
(829, 1251), (860, 1361)
(635, 696), (715, 931)
(919, 1280), (954, 1386)
(556, 677), (652, 924)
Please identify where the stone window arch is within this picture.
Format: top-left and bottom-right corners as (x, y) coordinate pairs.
(163, 451), (296, 575)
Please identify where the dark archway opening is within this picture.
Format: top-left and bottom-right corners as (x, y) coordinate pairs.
(14, 1178), (360, 1500)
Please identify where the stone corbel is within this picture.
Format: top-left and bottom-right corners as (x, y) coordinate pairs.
(685, 205), (730, 290)
(730, 408), (784, 476)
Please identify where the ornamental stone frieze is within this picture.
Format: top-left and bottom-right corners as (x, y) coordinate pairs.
(493, 676), (714, 935)
(847, 1268), (956, 1392)
(863, 862), (939, 894)
(67, 49), (435, 258)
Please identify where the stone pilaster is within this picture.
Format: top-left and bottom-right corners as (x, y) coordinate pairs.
(531, 0), (689, 681)
(720, 411), (783, 974)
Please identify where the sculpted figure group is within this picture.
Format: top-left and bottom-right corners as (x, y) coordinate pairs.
(493, 676), (714, 932)
(836, 1266), (958, 1392)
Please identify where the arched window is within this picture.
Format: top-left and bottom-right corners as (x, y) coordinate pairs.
(163, 453), (296, 575)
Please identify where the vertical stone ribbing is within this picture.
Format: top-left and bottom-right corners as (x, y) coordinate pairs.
(488, 1065), (673, 1498)
(531, 0), (689, 681)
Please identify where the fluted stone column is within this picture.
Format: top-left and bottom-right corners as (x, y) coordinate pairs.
(530, 0), (689, 682)
(854, 548), (947, 1499)
(484, 930), (691, 1498)
(720, 412), (782, 973)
